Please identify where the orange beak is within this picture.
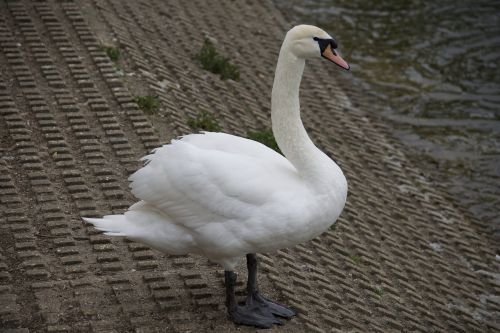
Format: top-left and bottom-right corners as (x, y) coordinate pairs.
(322, 44), (350, 70)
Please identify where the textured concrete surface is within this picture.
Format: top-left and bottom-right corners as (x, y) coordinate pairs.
(0, 0), (499, 332)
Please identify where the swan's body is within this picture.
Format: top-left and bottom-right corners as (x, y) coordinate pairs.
(92, 131), (346, 268)
(84, 25), (349, 328)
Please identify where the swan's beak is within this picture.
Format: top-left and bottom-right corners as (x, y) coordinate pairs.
(322, 44), (350, 70)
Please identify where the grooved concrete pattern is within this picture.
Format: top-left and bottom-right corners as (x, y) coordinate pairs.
(0, 0), (498, 332)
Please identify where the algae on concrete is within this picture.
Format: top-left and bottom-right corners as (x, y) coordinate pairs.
(135, 95), (160, 114)
(187, 111), (221, 132)
(194, 39), (240, 81)
(105, 46), (121, 62)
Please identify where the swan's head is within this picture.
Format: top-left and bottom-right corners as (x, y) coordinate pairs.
(285, 25), (350, 70)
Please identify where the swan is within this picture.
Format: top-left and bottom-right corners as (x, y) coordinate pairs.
(84, 24), (349, 328)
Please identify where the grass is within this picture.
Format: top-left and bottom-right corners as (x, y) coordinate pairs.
(187, 111), (221, 132)
(374, 287), (384, 297)
(135, 95), (160, 114)
(193, 39), (240, 81)
(247, 128), (281, 154)
(349, 254), (361, 265)
(104, 46), (121, 62)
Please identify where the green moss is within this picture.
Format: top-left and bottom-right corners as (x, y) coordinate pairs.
(247, 128), (281, 154)
(134, 95), (160, 114)
(349, 254), (361, 264)
(105, 46), (121, 62)
(194, 39), (240, 80)
(374, 287), (384, 297)
(187, 111), (221, 132)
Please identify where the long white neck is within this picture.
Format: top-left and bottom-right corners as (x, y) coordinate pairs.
(271, 41), (332, 188)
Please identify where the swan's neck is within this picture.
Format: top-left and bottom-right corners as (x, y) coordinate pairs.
(271, 44), (339, 190)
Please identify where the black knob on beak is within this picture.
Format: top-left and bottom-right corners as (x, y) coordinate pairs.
(313, 37), (338, 53)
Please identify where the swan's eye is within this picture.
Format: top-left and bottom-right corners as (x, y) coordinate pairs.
(314, 37), (329, 54)
(313, 37), (338, 54)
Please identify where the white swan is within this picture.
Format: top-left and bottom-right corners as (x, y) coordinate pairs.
(84, 24), (349, 328)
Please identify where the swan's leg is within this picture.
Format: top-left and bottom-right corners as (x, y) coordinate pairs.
(245, 253), (296, 318)
(224, 270), (281, 328)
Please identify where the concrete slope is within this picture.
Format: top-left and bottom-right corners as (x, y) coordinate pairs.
(0, 0), (498, 332)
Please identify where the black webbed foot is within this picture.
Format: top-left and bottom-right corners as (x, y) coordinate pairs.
(246, 291), (296, 319)
(229, 304), (282, 329)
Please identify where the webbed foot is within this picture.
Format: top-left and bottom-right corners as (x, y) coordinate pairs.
(229, 304), (283, 329)
(246, 292), (296, 319)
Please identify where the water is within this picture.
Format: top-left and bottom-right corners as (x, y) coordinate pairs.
(274, 0), (500, 238)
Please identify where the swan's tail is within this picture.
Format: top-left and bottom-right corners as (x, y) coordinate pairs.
(82, 201), (195, 255)
(83, 215), (128, 236)
(83, 201), (150, 237)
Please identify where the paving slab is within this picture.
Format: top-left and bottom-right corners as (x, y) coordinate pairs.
(0, 0), (498, 332)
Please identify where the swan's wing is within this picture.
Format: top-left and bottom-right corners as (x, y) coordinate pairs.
(129, 132), (304, 229)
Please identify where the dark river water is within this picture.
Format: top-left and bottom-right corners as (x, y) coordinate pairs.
(274, 0), (500, 238)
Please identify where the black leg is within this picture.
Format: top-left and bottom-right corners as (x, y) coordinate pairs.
(246, 253), (258, 294)
(224, 270), (281, 328)
(225, 270), (238, 311)
(245, 253), (296, 319)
